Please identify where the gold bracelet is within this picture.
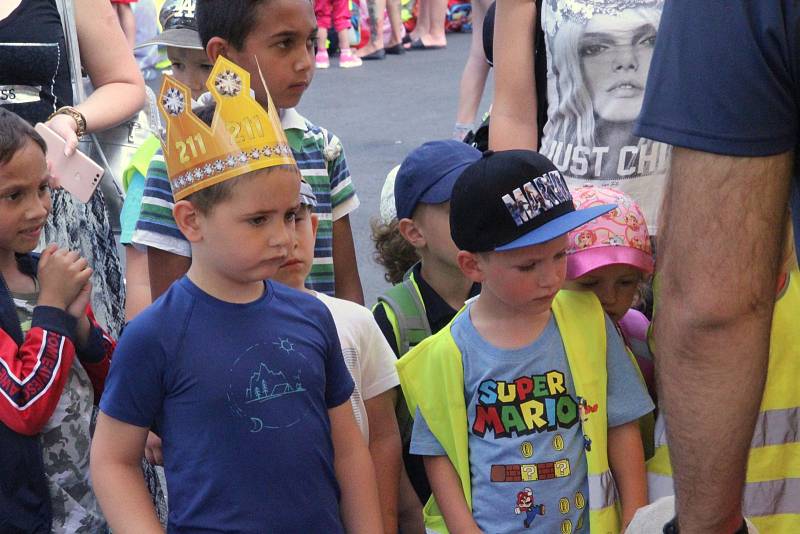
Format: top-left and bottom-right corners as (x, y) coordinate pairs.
(48, 106), (87, 138)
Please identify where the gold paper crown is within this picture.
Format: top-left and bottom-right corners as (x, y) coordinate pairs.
(157, 55), (295, 200)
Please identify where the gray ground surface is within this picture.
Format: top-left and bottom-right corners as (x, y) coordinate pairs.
(300, 32), (493, 304)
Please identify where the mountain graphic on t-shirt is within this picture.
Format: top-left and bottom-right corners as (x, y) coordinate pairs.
(245, 363), (305, 404)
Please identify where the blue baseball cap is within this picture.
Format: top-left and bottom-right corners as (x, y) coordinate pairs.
(450, 150), (616, 252)
(394, 140), (482, 220)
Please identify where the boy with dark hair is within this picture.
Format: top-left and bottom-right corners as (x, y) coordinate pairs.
(398, 150), (654, 533)
(90, 57), (381, 533)
(134, 0), (364, 303)
(0, 108), (115, 533)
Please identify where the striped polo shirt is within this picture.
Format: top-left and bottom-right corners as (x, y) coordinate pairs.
(132, 108), (359, 296)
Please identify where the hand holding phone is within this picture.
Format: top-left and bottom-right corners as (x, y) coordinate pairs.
(34, 123), (103, 203)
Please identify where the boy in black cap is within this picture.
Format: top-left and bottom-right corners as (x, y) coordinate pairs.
(396, 150), (654, 533)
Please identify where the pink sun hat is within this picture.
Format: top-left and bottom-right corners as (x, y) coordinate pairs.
(566, 185), (654, 280)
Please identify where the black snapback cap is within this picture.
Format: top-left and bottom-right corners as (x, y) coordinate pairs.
(450, 150), (615, 252)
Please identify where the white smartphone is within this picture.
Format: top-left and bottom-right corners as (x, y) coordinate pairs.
(34, 123), (103, 203)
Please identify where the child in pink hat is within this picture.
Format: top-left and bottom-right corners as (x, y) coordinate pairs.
(564, 185), (656, 399)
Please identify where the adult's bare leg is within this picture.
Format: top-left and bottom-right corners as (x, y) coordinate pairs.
(424, 0), (448, 47)
(656, 148), (792, 534)
(357, 0), (389, 57)
(386, 0), (405, 47)
(408, 0), (429, 43)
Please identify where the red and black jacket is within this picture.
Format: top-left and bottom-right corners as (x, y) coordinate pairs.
(0, 253), (115, 534)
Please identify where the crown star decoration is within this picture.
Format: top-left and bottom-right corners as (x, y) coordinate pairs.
(157, 55), (295, 200)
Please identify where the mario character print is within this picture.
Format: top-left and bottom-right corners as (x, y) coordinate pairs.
(514, 487), (546, 528)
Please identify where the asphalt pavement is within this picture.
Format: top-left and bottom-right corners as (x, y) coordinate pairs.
(300, 32), (493, 304)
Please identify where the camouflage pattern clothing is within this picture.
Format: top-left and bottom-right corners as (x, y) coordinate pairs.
(15, 291), (106, 533)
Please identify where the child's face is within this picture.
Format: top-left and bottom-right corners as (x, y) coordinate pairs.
(563, 264), (643, 322)
(274, 204), (317, 290)
(0, 140), (51, 255)
(167, 46), (213, 100)
(192, 167), (300, 284)
(472, 235), (568, 315)
(413, 202), (460, 269)
(225, 0), (316, 110)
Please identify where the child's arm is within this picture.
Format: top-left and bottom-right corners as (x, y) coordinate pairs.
(0, 311), (78, 435)
(423, 455), (482, 534)
(488, 0), (539, 151)
(132, 150), (192, 300)
(365, 388), (402, 534)
(147, 248), (191, 301)
(608, 420), (648, 530)
(333, 215), (365, 304)
(90, 412), (164, 533)
(329, 401), (383, 533)
(324, 129), (364, 305)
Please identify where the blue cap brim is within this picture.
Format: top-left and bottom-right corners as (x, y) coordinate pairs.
(495, 204), (616, 251)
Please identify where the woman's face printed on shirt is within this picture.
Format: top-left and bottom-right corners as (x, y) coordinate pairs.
(578, 12), (658, 123)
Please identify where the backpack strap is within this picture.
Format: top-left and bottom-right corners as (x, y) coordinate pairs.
(376, 269), (432, 355)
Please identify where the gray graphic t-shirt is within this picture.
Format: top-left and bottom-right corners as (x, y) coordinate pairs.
(411, 303), (654, 533)
(540, 0), (668, 232)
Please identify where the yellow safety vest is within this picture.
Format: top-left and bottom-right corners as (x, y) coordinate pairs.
(396, 290), (621, 534)
(122, 134), (161, 192)
(648, 270), (800, 534)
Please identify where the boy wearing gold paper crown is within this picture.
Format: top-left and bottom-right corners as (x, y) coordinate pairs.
(133, 0), (364, 304)
(90, 58), (383, 533)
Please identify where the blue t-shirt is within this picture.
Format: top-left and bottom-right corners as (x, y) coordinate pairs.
(100, 277), (354, 533)
(411, 305), (654, 534)
(635, 1), (800, 260)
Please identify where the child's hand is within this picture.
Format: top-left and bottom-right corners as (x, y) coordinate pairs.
(144, 432), (163, 466)
(37, 245), (93, 311)
(66, 281), (92, 320)
(67, 282), (92, 348)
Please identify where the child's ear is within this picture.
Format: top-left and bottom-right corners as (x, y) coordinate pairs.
(397, 218), (426, 249)
(457, 250), (485, 283)
(205, 37), (229, 63)
(173, 200), (203, 243)
(310, 213), (320, 240)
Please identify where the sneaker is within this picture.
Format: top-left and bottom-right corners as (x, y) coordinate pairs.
(315, 50), (330, 69)
(339, 49), (362, 68)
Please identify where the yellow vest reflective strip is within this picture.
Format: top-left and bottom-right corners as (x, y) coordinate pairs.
(653, 408), (800, 451)
(396, 290), (621, 534)
(648, 270), (800, 534)
(650, 459), (800, 518)
(750, 407), (800, 448)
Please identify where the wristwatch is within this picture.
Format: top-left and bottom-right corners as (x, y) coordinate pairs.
(48, 106), (87, 138)
(664, 517), (749, 534)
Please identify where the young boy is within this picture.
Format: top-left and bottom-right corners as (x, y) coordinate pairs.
(397, 150), (654, 533)
(133, 0), (363, 303)
(0, 109), (115, 533)
(371, 140), (482, 528)
(274, 181), (402, 533)
(90, 56), (382, 532)
(122, 0), (213, 320)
